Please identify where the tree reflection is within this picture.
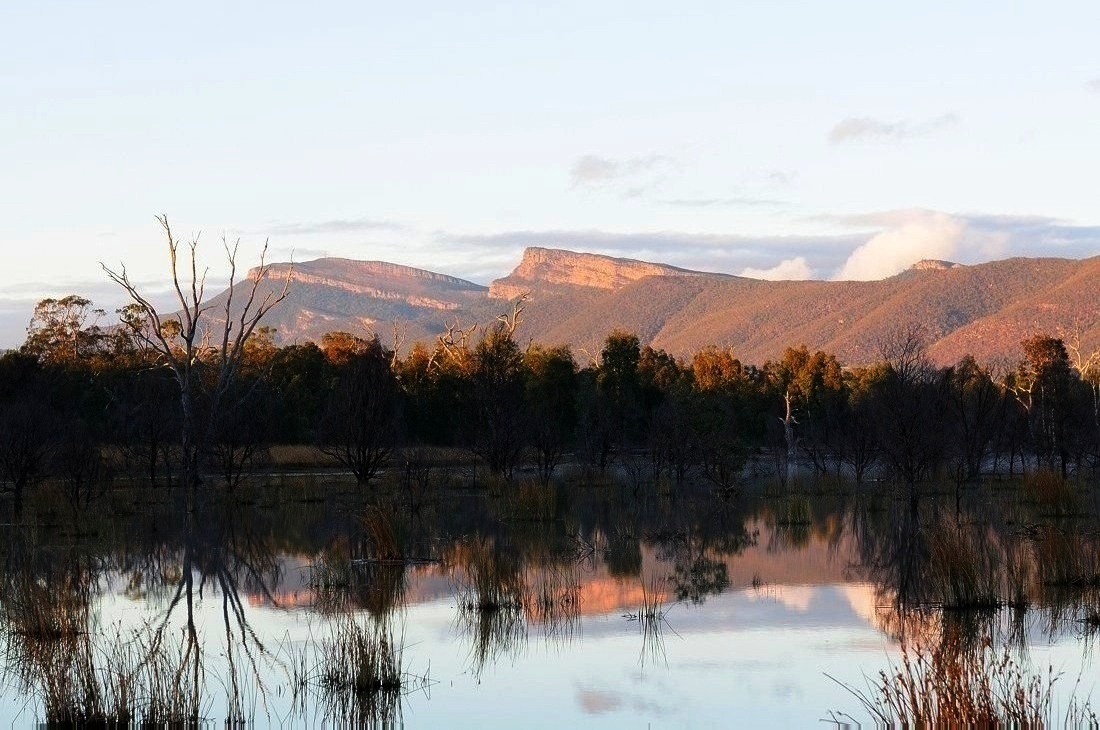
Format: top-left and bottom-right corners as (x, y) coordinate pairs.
(0, 493), (284, 723)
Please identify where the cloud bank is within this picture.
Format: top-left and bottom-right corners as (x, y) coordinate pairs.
(834, 211), (969, 279)
(740, 257), (813, 280)
(831, 209), (1100, 280)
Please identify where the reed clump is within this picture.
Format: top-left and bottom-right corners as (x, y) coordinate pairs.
(524, 565), (581, 641)
(503, 479), (561, 522)
(1033, 525), (1100, 590)
(772, 495), (814, 548)
(2, 622), (205, 727)
(831, 634), (1095, 727)
(623, 575), (672, 667)
(318, 618), (402, 696)
(1023, 470), (1078, 515)
(925, 519), (1003, 611)
(451, 537), (525, 614)
(307, 613), (432, 727)
(360, 504), (404, 561)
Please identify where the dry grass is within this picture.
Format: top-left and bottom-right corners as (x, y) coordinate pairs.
(267, 444), (341, 469)
(925, 519), (1004, 611)
(1032, 525), (1100, 590)
(360, 505), (404, 561)
(316, 620), (402, 703)
(2, 620), (206, 726)
(501, 479), (560, 522)
(1023, 470), (1078, 515)
(623, 575), (673, 667)
(831, 634), (1095, 727)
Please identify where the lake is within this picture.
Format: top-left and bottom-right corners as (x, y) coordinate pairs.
(1, 471), (1097, 727)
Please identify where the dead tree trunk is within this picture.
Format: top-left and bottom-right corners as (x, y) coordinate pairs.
(103, 215), (290, 502)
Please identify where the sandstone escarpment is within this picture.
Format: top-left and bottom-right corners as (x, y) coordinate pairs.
(909, 259), (963, 272)
(488, 246), (725, 299)
(252, 258), (487, 311)
(207, 248), (1099, 367)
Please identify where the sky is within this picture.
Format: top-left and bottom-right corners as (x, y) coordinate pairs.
(3, 1), (1100, 345)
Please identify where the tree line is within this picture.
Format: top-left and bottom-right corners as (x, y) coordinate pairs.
(1, 289), (1098, 513)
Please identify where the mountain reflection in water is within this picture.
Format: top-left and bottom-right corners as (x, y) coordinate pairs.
(0, 477), (1097, 726)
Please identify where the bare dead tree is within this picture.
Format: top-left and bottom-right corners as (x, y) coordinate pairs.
(778, 389), (799, 488)
(390, 319), (407, 369)
(102, 214), (291, 496)
(495, 293), (529, 336)
(430, 318), (479, 371)
(1063, 323), (1100, 468)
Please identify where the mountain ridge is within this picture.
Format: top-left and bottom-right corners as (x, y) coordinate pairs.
(225, 247), (1100, 365)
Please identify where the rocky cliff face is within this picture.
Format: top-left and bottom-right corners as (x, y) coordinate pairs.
(488, 246), (726, 299)
(253, 258), (486, 311)
(909, 259), (963, 272)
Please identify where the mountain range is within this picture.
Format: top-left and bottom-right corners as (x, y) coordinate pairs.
(225, 247), (1100, 366)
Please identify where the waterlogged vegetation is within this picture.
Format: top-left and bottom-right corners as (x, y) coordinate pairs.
(1, 472), (1100, 725)
(0, 230), (1099, 725)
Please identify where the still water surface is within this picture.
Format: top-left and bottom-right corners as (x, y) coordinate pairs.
(1, 477), (1097, 727)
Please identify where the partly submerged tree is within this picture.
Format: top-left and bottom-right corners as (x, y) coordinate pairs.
(102, 215), (290, 496)
(872, 324), (948, 505)
(318, 337), (402, 485)
(523, 344), (577, 486)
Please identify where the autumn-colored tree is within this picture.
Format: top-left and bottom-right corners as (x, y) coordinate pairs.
(1013, 334), (1089, 476)
(22, 295), (106, 366)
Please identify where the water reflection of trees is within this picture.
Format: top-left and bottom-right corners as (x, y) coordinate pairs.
(4, 468), (1100, 722)
(851, 491), (1100, 650)
(0, 494), (285, 723)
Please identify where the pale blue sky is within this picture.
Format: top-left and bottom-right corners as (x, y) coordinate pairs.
(2, 1), (1100, 342)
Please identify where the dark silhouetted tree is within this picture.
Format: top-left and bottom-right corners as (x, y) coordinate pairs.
(318, 337), (402, 485)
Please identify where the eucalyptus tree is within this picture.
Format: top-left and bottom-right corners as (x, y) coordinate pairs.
(102, 215), (290, 497)
(21, 295), (107, 366)
(1011, 335), (1090, 476)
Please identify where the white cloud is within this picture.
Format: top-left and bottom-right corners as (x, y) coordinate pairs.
(740, 256), (813, 280)
(832, 210), (1009, 280)
(569, 153), (675, 188)
(834, 211), (962, 280)
(828, 113), (959, 144)
(1089, 78), (1100, 93)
